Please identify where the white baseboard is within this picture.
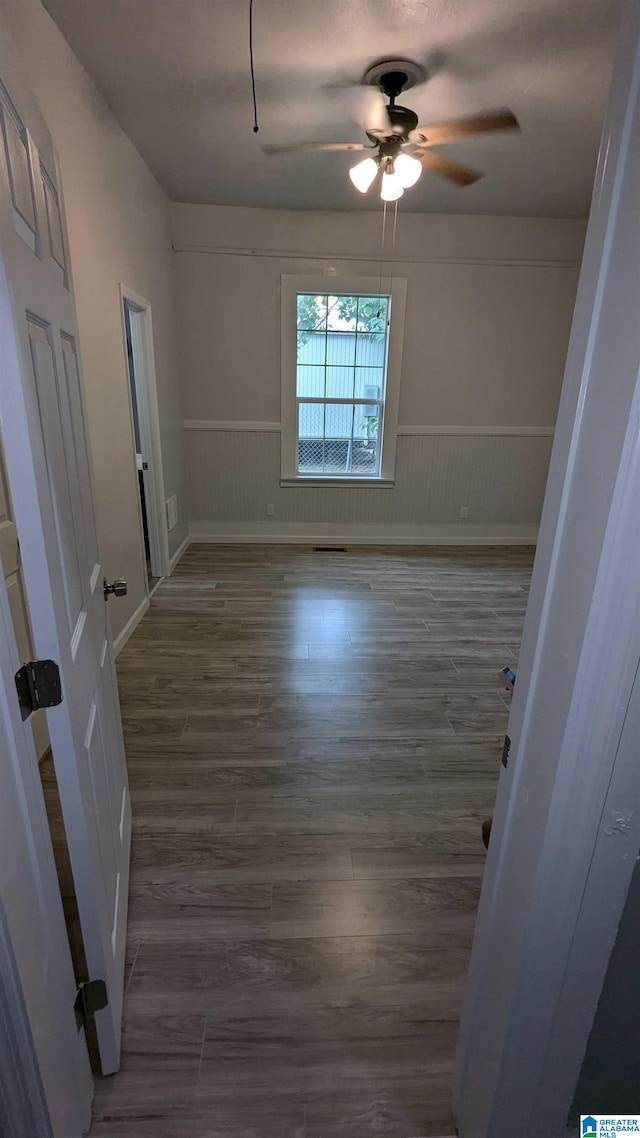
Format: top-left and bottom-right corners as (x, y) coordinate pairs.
(168, 534), (191, 573)
(188, 521), (538, 546)
(113, 595), (150, 657)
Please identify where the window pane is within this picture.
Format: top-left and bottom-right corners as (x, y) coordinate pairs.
(323, 441), (350, 473)
(326, 366), (354, 400)
(298, 438), (326, 473)
(297, 400), (380, 476)
(325, 403), (353, 440)
(357, 296), (388, 333)
(297, 294), (327, 331)
(298, 402), (325, 439)
(297, 330), (325, 364)
(354, 367), (383, 400)
(353, 404), (380, 474)
(298, 402), (326, 474)
(354, 403), (380, 439)
(293, 291), (390, 479)
(351, 436), (380, 474)
(296, 365), (325, 398)
(355, 334), (386, 366)
(326, 295), (357, 332)
(325, 331), (356, 367)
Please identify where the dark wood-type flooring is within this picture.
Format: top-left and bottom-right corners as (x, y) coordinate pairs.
(87, 543), (533, 1138)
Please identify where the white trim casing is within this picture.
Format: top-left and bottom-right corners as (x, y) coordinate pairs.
(279, 274), (407, 483)
(119, 285), (171, 582)
(454, 4), (640, 1133)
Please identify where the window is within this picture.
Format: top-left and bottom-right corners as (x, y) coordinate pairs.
(281, 275), (407, 484)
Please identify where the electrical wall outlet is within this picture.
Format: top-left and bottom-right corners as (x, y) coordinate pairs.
(460, 506), (469, 519)
(267, 503), (275, 517)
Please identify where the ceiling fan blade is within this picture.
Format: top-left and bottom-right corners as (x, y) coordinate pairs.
(347, 86), (392, 137)
(262, 142), (367, 155)
(411, 109), (520, 147)
(418, 150), (484, 186)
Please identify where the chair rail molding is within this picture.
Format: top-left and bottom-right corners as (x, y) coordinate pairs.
(183, 420), (554, 437)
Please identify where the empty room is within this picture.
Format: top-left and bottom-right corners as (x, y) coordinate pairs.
(1, 2), (639, 1138)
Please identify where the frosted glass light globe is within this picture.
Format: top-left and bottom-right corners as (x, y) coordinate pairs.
(394, 152), (422, 189)
(380, 170), (404, 202)
(349, 157), (378, 193)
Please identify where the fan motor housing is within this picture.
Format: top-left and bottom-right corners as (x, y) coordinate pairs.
(366, 103), (418, 145)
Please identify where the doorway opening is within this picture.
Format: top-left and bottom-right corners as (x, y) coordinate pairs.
(121, 288), (169, 587)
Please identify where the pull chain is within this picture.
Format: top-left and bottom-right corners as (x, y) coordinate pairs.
(378, 201), (387, 306)
(377, 199), (399, 313)
(249, 0), (259, 132)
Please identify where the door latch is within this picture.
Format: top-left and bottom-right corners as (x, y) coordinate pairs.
(103, 578), (128, 599)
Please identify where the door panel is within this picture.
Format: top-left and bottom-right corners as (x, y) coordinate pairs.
(0, 34), (130, 1074)
(27, 315), (86, 635)
(60, 331), (100, 573)
(0, 434), (49, 757)
(41, 163), (66, 279)
(0, 81), (36, 247)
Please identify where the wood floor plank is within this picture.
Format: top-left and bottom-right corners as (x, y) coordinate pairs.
(198, 1009), (457, 1136)
(270, 876), (481, 940)
(128, 882), (273, 941)
(231, 792), (496, 836)
(91, 1013), (206, 1121)
(86, 543), (532, 1137)
(130, 831), (355, 885)
(126, 934), (471, 1018)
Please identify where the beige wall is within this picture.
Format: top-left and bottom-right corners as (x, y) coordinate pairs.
(3, 0), (187, 640)
(172, 203), (585, 542)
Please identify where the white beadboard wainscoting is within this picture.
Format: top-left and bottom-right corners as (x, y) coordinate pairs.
(185, 422), (553, 544)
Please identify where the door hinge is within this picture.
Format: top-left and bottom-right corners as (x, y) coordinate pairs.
(14, 659), (62, 721)
(74, 979), (108, 1031)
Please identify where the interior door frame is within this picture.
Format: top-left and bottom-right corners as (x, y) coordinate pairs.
(119, 284), (169, 582)
(454, 2), (640, 1133)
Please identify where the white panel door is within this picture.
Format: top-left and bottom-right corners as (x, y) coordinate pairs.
(0, 434), (49, 757)
(0, 38), (131, 1073)
(0, 545), (93, 1137)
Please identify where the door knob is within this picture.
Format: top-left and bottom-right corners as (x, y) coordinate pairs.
(103, 577), (128, 599)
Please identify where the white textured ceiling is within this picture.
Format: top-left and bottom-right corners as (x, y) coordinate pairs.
(43, 0), (621, 216)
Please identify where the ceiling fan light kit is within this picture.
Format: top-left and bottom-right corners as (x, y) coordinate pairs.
(393, 152), (422, 188)
(349, 156), (379, 193)
(349, 150), (422, 200)
(263, 58), (521, 205)
(380, 165), (405, 202)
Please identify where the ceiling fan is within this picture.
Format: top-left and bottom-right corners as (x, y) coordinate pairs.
(263, 60), (520, 203)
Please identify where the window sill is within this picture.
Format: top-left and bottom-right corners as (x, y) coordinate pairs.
(280, 477), (395, 488)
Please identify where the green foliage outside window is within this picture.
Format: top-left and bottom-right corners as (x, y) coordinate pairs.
(297, 293), (388, 349)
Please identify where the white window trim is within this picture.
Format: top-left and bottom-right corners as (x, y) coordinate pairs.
(280, 273), (407, 484)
